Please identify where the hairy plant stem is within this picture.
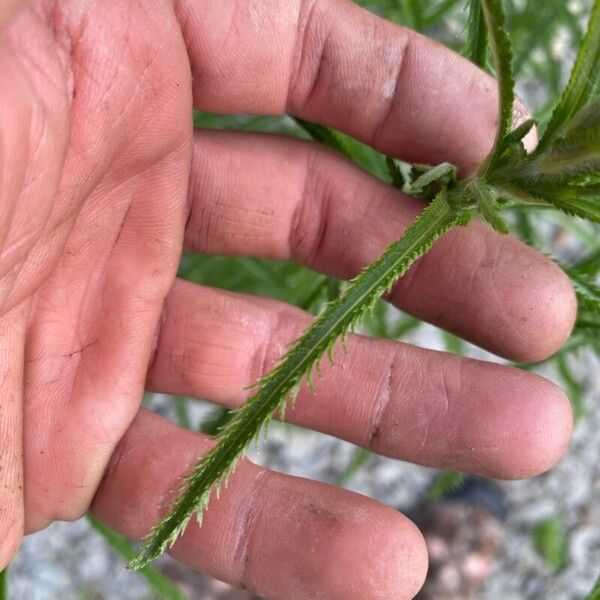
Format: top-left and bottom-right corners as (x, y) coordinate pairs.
(131, 191), (470, 569)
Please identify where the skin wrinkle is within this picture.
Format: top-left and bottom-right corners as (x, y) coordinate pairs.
(93, 420), (139, 526)
(43, 1), (76, 103)
(176, 305), (254, 396)
(0, 64), (31, 266)
(253, 307), (308, 391)
(367, 349), (398, 449)
(59, 195), (130, 367)
(4, 12), (148, 314)
(287, 148), (322, 263)
(147, 296), (169, 377)
(185, 137), (228, 254)
(16, 0), (192, 532)
(371, 34), (413, 147)
(11, 29), (64, 101)
(0, 301), (28, 564)
(0, 263), (23, 317)
(1, 92), (41, 265)
(286, 0), (320, 111)
(297, 24), (331, 112)
(25, 257), (97, 398)
(468, 232), (523, 352)
(233, 469), (268, 590)
(254, 318), (276, 392)
(305, 170), (334, 269)
(430, 355), (460, 457)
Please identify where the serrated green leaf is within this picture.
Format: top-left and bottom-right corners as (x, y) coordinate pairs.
(465, 0), (488, 68)
(567, 268), (600, 314)
(131, 193), (468, 569)
(427, 470), (468, 501)
(503, 118), (536, 146)
(588, 574), (600, 600)
(496, 171), (600, 223)
(555, 354), (585, 421)
(480, 0), (515, 166)
(423, 0), (462, 29)
(563, 95), (600, 134)
(534, 99), (600, 178)
(533, 517), (568, 573)
(572, 247), (600, 277)
(576, 305), (600, 335)
(525, 187), (600, 223)
(538, 0), (600, 152)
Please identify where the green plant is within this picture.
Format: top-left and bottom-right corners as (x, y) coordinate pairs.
(426, 470), (469, 501)
(130, 0), (600, 569)
(588, 573), (600, 600)
(0, 568), (7, 600)
(533, 517), (569, 573)
(86, 515), (187, 600)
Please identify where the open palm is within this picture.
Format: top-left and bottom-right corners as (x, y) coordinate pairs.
(1, 1), (576, 598)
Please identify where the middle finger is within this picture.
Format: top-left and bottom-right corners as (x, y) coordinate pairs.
(148, 279), (572, 480)
(185, 130), (576, 362)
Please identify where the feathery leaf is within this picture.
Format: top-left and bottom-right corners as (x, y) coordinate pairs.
(538, 0), (600, 152)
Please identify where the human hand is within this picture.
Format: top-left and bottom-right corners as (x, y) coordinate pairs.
(1, 1), (576, 598)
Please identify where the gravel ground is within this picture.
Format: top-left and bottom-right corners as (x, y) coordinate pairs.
(8, 323), (600, 599)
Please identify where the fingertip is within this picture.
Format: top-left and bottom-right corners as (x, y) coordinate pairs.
(329, 505), (428, 600)
(372, 513), (429, 600)
(242, 474), (429, 600)
(460, 228), (578, 363)
(484, 373), (573, 480)
(509, 258), (577, 364)
(513, 376), (574, 479)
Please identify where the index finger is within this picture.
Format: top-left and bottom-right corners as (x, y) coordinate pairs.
(176, 0), (499, 171)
